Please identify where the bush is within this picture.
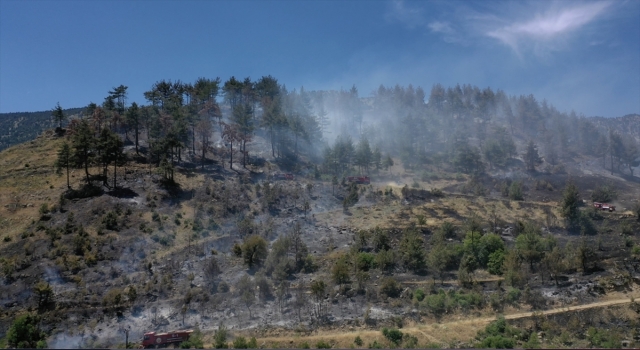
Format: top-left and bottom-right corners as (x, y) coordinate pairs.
(354, 336), (363, 347)
(232, 336), (248, 349)
(591, 184), (617, 203)
(102, 211), (119, 231)
(7, 314), (47, 348)
(508, 181), (524, 200)
(487, 250), (505, 275)
(380, 277), (402, 298)
(213, 323), (228, 349)
(475, 316), (521, 349)
(423, 292), (447, 317)
(587, 327), (622, 348)
(413, 288), (425, 302)
(381, 328), (403, 346)
(368, 340), (384, 349)
(180, 328), (204, 348)
(505, 287), (521, 305)
(315, 340), (331, 349)
(241, 235), (268, 268)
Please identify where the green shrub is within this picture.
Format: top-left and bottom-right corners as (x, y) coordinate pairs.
(213, 323), (228, 348)
(232, 336), (248, 349)
(586, 327), (622, 348)
(7, 314), (47, 348)
(356, 252), (375, 271)
(315, 340), (331, 349)
(413, 288), (425, 302)
(423, 292), (447, 317)
(102, 211), (119, 231)
(505, 287), (521, 305)
(508, 181), (524, 200)
(299, 341), (310, 349)
(379, 277), (401, 298)
(487, 250), (505, 275)
(368, 340), (383, 349)
(381, 328), (403, 346)
(475, 316), (521, 349)
(591, 184), (617, 202)
(354, 336), (363, 347)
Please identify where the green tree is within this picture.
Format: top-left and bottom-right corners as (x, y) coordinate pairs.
(381, 328), (403, 347)
(508, 181), (523, 200)
(515, 224), (544, 270)
(355, 137), (373, 173)
(7, 314), (47, 348)
(523, 140), (543, 172)
(241, 235), (268, 268)
(71, 119), (95, 183)
(125, 102), (141, 155)
(213, 322), (228, 349)
(483, 139), (506, 169)
(561, 181), (581, 228)
(34, 282), (54, 310)
(453, 144), (484, 175)
(332, 256), (350, 287)
(56, 142), (72, 189)
(99, 128), (125, 189)
(399, 228), (427, 272)
(52, 102), (66, 129)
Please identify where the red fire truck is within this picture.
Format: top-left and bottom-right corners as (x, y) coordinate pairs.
(272, 173), (294, 180)
(141, 330), (193, 348)
(593, 202), (616, 212)
(346, 176), (370, 184)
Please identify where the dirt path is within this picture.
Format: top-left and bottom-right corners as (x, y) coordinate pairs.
(253, 293), (640, 347)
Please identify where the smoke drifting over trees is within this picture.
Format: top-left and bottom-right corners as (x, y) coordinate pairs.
(58, 77), (637, 182)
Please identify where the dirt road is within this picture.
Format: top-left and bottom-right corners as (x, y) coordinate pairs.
(253, 293), (640, 347)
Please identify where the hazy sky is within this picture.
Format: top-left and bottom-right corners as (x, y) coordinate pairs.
(1, 0), (638, 117)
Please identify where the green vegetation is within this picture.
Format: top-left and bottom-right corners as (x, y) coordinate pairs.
(7, 314), (48, 348)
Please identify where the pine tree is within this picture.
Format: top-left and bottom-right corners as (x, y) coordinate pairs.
(523, 140), (543, 171)
(52, 102), (66, 129)
(71, 120), (95, 183)
(561, 181), (581, 228)
(56, 142), (72, 189)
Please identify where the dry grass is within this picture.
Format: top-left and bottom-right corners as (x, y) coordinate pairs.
(0, 132), (66, 239)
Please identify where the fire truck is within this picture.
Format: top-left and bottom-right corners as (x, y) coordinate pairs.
(593, 202), (616, 212)
(346, 176), (370, 184)
(272, 173), (294, 180)
(141, 330), (193, 348)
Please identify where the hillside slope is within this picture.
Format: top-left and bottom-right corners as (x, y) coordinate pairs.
(0, 107), (83, 151)
(1, 129), (639, 349)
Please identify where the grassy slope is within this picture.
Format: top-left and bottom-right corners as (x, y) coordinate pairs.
(1, 131), (639, 348)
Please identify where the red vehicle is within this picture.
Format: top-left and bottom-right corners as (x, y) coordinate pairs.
(593, 202), (616, 212)
(347, 176), (370, 184)
(272, 173), (294, 180)
(141, 330), (193, 348)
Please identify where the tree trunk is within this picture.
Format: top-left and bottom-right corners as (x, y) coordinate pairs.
(135, 124), (139, 155)
(201, 137), (206, 170)
(113, 162), (117, 189)
(229, 142), (233, 169)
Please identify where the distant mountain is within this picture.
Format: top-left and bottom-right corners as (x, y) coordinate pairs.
(0, 107), (83, 151)
(591, 114), (640, 141)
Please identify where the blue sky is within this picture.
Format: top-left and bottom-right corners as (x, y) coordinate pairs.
(1, 0), (638, 117)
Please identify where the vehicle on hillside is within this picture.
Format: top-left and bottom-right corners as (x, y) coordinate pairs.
(593, 202), (616, 211)
(141, 330), (193, 348)
(346, 175), (370, 184)
(272, 173), (294, 180)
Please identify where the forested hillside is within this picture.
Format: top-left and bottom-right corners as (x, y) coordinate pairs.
(1, 77), (639, 349)
(0, 108), (83, 151)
